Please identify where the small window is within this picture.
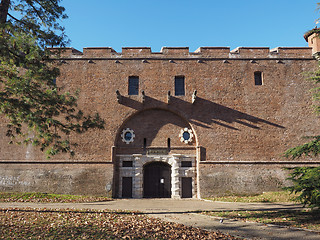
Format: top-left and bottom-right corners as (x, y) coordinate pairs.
(254, 72), (263, 85)
(181, 161), (192, 167)
(128, 76), (139, 95)
(143, 138), (147, 149)
(175, 76), (185, 96)
(123, 161), (133, 167)
(167, 138), (171, 149)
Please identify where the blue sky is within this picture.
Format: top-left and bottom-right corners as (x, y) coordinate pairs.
(61, 0), (319, 53)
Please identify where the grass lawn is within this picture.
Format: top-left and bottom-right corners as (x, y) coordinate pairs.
(0, 192), (112, 203)
(204, 191), (320, 233)
(203, 209), (320, 232)
(0, 208), (238, 239)
(206, 191), (298, 203)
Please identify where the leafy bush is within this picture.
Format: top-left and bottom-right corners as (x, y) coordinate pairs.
(285, 167), (320, 208)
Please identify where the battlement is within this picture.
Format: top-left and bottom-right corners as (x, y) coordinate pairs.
(53, 46), (313, 59)
(83, 47), (116, 57)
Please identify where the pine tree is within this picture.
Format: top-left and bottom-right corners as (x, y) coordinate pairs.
(0, 0), (104, 157)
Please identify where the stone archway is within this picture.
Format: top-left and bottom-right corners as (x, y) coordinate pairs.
(114, 108), (198, 199)
(143, 161), (171, 198)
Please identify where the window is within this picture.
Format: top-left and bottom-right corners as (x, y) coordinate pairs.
(181, 161), (192, 167)
(143, 138), (147, 149)
(175, 76), (185, 96)
(254, 71), (263, 85)
(123, 161), (133, 167)
(128, 76), (139, 95)
(167, 138), (171, 149)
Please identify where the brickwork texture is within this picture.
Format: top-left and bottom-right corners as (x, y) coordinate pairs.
(1, 44), (320, 197)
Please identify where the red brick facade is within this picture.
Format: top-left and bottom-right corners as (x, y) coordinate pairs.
(1, 43), (320, 198)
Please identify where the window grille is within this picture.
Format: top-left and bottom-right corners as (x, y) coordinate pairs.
(175, 76), (185, 96)
(128, 76), (139, 95)
(254, 72), (263, 85)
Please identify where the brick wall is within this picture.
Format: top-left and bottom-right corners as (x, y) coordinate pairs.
(1, 46), (320, 196)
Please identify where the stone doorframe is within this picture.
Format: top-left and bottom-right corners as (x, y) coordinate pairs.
(117, 154), (196, 198)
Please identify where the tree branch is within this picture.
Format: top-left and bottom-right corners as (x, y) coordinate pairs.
(7, 12), (20, 22)
(26, 0), (45, 24)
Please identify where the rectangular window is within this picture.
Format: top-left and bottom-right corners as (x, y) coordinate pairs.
(128, 76), (139, 95)
(181, 161), (192, 167)
(175, 76), (185, 96)
(122, 161), (133, 167)
(143, 138), (147, 149)
(254, 72), (263, 85)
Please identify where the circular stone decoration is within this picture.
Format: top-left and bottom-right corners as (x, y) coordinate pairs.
(179, 128), (194, 144)
(121, 128), (135, 144)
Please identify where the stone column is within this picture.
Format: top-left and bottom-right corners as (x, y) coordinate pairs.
(133, 154), (143, 198)
(171, 154), (181, 199)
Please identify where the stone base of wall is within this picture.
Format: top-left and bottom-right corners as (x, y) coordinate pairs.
(199, 163), (296, 198)
(2, 162), (319, 198)
(0, 163), (113, 197)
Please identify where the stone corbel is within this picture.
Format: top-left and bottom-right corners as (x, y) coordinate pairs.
(141, 90), (146, 103)
(192, 90), (197, 104)
(167, 91), (171, 104)
(116, 90), (122, 103)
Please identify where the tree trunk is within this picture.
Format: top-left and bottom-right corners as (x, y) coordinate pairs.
(0, 0), (10, 24)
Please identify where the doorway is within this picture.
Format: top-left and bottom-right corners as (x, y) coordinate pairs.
(143, 162), (171, 198)
(122, 177), (133, 198)
(181, 177), (192, 198)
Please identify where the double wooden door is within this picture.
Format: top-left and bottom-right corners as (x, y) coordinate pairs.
(143, 162), (171, 198)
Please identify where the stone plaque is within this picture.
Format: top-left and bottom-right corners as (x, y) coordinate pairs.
(147, 148), (168, 155)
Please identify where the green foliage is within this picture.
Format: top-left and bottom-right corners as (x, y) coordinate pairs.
(284, 136), (320, 159)
(206, 191), (296, 203)
(0, 1), (104, 156)
(284, 65), (320, 208)
(284, 167), (320, 208)
(0, 192), (111, 203)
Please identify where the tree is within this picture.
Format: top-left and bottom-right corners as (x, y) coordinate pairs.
(0, 0), (104, 157)
(284, 31), (320, 208)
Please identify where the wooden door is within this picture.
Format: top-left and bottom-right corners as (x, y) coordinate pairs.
(181, 177), (192, 198)
(122, 177), (132, 198)
(143, 162), (171, 198)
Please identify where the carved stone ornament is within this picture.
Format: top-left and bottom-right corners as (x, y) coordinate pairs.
(179, 128), (193, 144)
(121, 128), (135, 144)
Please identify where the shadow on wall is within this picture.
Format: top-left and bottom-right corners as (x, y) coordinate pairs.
(115, 107), (192, 148)
(117, 94), (285, 132)
(186, 97), (285, 131)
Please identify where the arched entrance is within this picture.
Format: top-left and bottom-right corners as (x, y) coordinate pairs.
(143, 162), (171, 198)
(113, 108), (198, 199)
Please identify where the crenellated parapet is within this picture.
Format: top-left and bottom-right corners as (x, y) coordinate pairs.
(52, 46), (314, 59)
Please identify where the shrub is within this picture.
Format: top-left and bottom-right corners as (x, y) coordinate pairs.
(285, 167), (320, 208)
